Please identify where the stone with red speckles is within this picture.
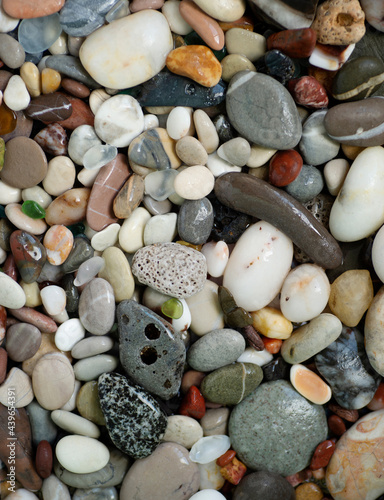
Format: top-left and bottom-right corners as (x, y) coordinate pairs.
(287, 76), (329, 108)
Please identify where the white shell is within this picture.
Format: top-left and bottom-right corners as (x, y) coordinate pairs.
(189, 435), (231, 464)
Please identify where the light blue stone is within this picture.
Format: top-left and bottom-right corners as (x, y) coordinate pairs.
(18, 14), (62, 54)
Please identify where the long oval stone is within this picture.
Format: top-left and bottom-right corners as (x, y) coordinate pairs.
(79, 278), (115, 335)
(214, 172), (343, 269)
(45, 188), (90, 226)
(365, 286), (384, 377)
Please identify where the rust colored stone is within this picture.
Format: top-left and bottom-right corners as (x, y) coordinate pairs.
(9, 307), (57, 333)
(262, 336), (282, 354)
(328, 402), (359, 422)
(179, 385), (206, 419)
(217, 449), (236, 467)
(328, 414), (347, 436)
(60, 78), (90, 99)
(0, 306), (6, 344)
(3, 254), (17, 281)
(310, 439), (336, 470)
(368, 382), (384, 411)
(35, 440), (53, 479)
(287, 76), (329, 108)
(0, 347), (7, 384)
(220, 456), (247, 485)
(267, 28), (317, 58)
(2, 0), (64, 18)
(56, 94), (94, 130)
(269, 149), (303, 187)
(218, 16), (254, 33)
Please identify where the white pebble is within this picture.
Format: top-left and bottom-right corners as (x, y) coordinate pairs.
(0, 246), (6, 265)
(189, 435), (231, 464)
(40, 285), (67, 316)
(91, 223), (120, 251)
(246, 144), (276, 168)
(193, 109), (219, 154)
(55, 318), (85, 352)
(201, 241), (229, 277)
(22, 186), (52, 208)
(171, 298), (191, 334)
(77, 167), (101, 187)
(3, 75), (30, 111)
(49, 32), (68, 55)
(206, 152), (241, 177)
(6, 490), (38, 500)
(163, 415), (203, 449)
(0, 272), (26, 309)
(0, 2), (19, 33)
(74, 256), (105, 286)
(166, 106), (193, 140)
(51, 409), (100, 438)
(237, 347), (273, 366)
(143, 212), (177, 245)
(198, 461), (225, 491)
(55, 435), (110, 474)
(324, 158), (350, 196)
(143, 113), (159, 130)
(68, 125), (102, 166)
(189, 491), (226, 500)
(119, 207), (151, 253)
(83, 144), (118, 170)
(43, 156), (76, 196)
(173, 165), (215, 200)
(89, 88), (111, 115)
(162, 0), (193, 35)
(0, 180), (22, 204)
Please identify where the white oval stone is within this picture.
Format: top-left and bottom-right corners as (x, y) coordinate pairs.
(189, 435), (231, 464)
(6, 490), (39, 500)
(190, 491), (226, 500)
(206, 152), (242, 177)
(55, 435), (110, 474)
(193, 109), (219, 154)
(0, 180), (22, 204)
(94, 94), (144, 148)
(3, 75), (30, 111)
(223, 221), (293, 311)
(236, 347), (273, 366)
(0, 1), (19, 33)
(186, 280), (224, 336)
(198, 461), (225, 491)
(163, 415), (203, 449)
(143, 113), (159, 131)
(73, 354), (119, 381)
(162, 1), (193, 35)
(91, 223), (120, 251)
(55, 318), (85, 352)
(174, 165), (215, 200)
(171, 298), (192, 334)
(201, 241), (229, 277)
(79, 10), (173, 89)
(373, 224), (384, 283)
(40, 285), (67, 316)
(193, 0), (246, 22)
(323, 158), (350, 196)
(83, 144), (118, 170)
(0, 272), (26, 308)
(143, 212), (177, 245)
(119, 207), (151, 253)
(43, 156), (76, 196)
(280, 264), (331, 323)
(68, 125), (102, 166)
(71, 335), (114, 359)
(329, 146), (384, 242)
(51, 410), (100, 438)
(77, 167), (100, 187)
(166, 106), (193, 140)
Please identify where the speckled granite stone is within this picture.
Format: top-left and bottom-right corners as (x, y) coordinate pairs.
(98, 372), (167, 459)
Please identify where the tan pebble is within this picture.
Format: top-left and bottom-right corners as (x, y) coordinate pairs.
(185, 280), (224, 336)
(176, 136), (208, 166)
(0, 367), (33, 408)
(192, 0), (246, 23)
(5, 203), (47, 235)
(179, 0), (224, 50)
(323, 158), (349, 196)
(181, 370), (205, 392)
(161, 1), (193, 36)
(295, 482), (323, 500)
(43, 156), (76, 196)
(341, 143), (365, 160)
(22, 186), (52, 209)
(221, 53), (256, 82)
(98, 246), (135, 302)
(61, 78), (90, 99)
(251, 306), (293, 340)
(20, 281), (43, 308)
(41, 68), (61, 94)
(48, 32), (68, 55)
(89, 88), (110, 115)
(247, 144), (277, 168)
(200, 407), (230, 436)
(166, 45), (222, 87)
(43, 225), (74, 265)
(118, 207), (151, 253)
(193, 109), (219, 154)
(22, 333), (72, 377)
(20, 62), (41, 98)
(145, 105), (174, 115)
(77, 167), (100, 187)
(290, 364), (332, 405)
(45, 188), (91, 226)
(76, 380), (106, 425)
(173, 165), (214, 200)
(113, 173), (145, 219)
(162, 415), (203, 449)
(225, 28), (266, 62)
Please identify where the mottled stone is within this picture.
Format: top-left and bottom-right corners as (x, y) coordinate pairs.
(177, 198), (214, 245)
(45, 188), (90, 226)
(6, 322), (41, 362)
(59, 0), (121, 37)
(233, 470), (295, 500)
(248, 0), (319, 30)
(73, 486), (117, 500)
(98, 372), (167, 459)
(34, 123), (68, 157)
(267, 28), (316, 58)
(76, 380), (106, 426)
(10, 230), (46, 283)
(117, 300), (185, 400)
(79, 278), (115, 335)
(128, 128), (180, 170)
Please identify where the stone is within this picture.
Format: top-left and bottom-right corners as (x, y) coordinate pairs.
(287, 76), (329, 108)
(59, 0), (121, 37)
(225, 28), (266, 62)
(254, 49), (295, 85)
(6, 322), (41, 362)
(55, 318), (85, 352)
(2, 0), (64, 18)
(360, 0), (384, 31)
(226, 71), (301, 150)
(295, 483), (323, 500)
(61, 236), (93, 274)
(311, 0), (366, 45)
(98, 372), (167, 459)
(221, 53), (256, 83)
(290, 364), (332, 405)
(0, 34), (25, 69)
(179, 385), (206, 419)
(79, 278), (115, 335)
(365, 286), (384, 377)
(0, 272), (26, 309)
(1, 137), (47, 189)
(250, 307), (292, 340)
(20, 62), (40, 98)
(284, 164), (324, 203)
(201, 241), (229, 278)
(177, 198), (213, 245)
(144, 212), (178, 246)
(0, 103), (17, 137)
(3, 75), (30, 112)
(267, 28), (316, 58)
(200, 407), (230, 436)
(326, 409), (384, 500)
(120, 442), (199, 500)
(248, 0), (319, 30)
(268, 149), (303, 187)
(26, 400), (57, 446)
(72, 486), (117, 500)
(45, 55), (99, 89)
(43, 225), (74, 266)
(35, 440), (53, 479)
(201, 362), (263, 405)
(117, 300), (186, 400)
(299, 110), (340, 166)
(129, 127), (180, 171)
(186, 280), (224, 336)
(11, 307), (57, 333)
(10, 230), (46, 283)
(98, 246), (135, 302)
(76, 380), (105, 426)
(18, 14), (62, 54)
(179, 1), (224, 51)
(5, 203), (48, 235)
(43, 156), (75, 197)
(166, 45), (222, 88)
(0, 366), (33, 408)
(229, 380), (328, 476)
(162, 415), (203, 449)
(45, 188), (90, 226)
(56, 435), (109, 474)
(187, 329), (245, 372)
(61, 78), (90, 99)
(24, 93), (71, 123)
(71, 335), (113, 360)
(79, 11), (173, 89)
(233, 471), (295, 500)
(324, 98), (384, 147)
(57, 95), (94, 130)
(34, 123), (68, 157)
(42, 476), (71, 500)
(316, 325), (380, 409)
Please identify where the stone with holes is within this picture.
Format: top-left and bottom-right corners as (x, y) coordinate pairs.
(117, 300), (186, 400)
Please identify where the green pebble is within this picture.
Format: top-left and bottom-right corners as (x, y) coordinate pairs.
(0, 138), (5, 171)
(218, 285), (237, 314)
(67, 222), (86, 237)
(161, 298), (183, 319)
(21, 200), (46, 219)
(225, 307), (253, 328)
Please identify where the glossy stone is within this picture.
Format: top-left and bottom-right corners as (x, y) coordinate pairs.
(45, 188), (90, 226)
(284, 164), (324, 203)
(62, 236), (93, 274)
(254, 49), (295, 85)
(24, 93), (71, 123)
(2, 0), (64, 18)
(177, 198), (214, 245)
(179, 385), (206, 419)
(79, 278), (115, 335)
(21, 200), (45, 219)
(128, 127), (180, 171)
(6, 322), (41, 362)
(290, 363), (332, 405)
(268, 149), (303, 187)
(299, 110), (340, 166)
(248, 0), (319, 30)
(45, 55), (99, 89)
(179, 1), (224, 51)
(98, 372), (167, 459)
(10, 230), (46, 283)
(18, 14), (62, 54)
(288, 76), (329, 108)
(267, 27), (316, 58)
(34, 123), (68, 156)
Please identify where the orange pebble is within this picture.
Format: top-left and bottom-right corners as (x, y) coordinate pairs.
(220, 457), (247, 485)
(0, 102), (17, 135)
(41, 68), (61, 94)
(262, 336), (282, 354)
(43, 225), (74, 265)
(217, 449), (236, 467)
(368, 382), (384, 410)
(290, 364), (331, 405)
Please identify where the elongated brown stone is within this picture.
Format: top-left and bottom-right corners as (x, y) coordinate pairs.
(214, 172), (342, 269)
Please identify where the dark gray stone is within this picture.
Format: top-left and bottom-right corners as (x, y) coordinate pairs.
(45, 55), (99, 88)
(284, 164), (324, 203)
(117, 300), (185, 400)
(233, 470), (295, 500)
(60, 0), (121, 37)
(177, 198), (214, 245)
(62, 236), (94, 274)
(98, 372), (167, 459)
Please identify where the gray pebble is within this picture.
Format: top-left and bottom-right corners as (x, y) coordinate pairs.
(284, 164), (324, 203)
(0, 34), (25, 69)
(177, 198), (214, 245)
(299, 110), (340, 166)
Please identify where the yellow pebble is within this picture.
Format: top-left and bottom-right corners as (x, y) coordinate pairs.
(295, 481), (323, 500)
(41, 68), (62, 94)
(341, 143), (365, 160)
(20, 280), (42, 308)
(20, 62), (41, 97)
(250, 306), (293, 339)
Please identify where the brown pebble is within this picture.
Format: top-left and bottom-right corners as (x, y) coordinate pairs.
(295, 482), (323, 500)
(0, 306), (6, 344)
(0, 70), (12, 91)
(56, 94), (94, 130)
(60, 78), (90, 99)
(113, 173), (145, 219)
(328, 402), (359, 422)
(0, 347), (7, 384)
(5, 323), (42, 362)
(45, 187), (91, 226)
(3, 254), (17, 281)
(9, 307), (57, 333)
(328, 414), (347, 436)
(285, 468), (312, 487)
(181, 370), (206, 393)
(22, 332), (72, 376)
(35, 440), (53, 479)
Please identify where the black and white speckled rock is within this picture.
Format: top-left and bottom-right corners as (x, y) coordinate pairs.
(60, 0), (121, 37)
(117, 300), (185, 400)
(98, 372), (167, 459)
(131, 242), (207, 299)
(177, 198), (214, 245)
(315, 326), (381, 410)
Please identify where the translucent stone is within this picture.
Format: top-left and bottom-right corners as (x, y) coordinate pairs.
(18, 14), (62, 54)
(144, 169), (178, 201)
(0, 103), (17, 135)
(161, 298), (183, 319)
(236, 347), (273, 367)
(66, 222), (85, 237)
(83, 144), (118, 170)
(106, 0), (130, 23)
(68, 125), (102, 166)
(189, 435), (231, 464)
(74, 256), (105, 287)
(40, 285), (67, 316)
(21, 200), (46, 219)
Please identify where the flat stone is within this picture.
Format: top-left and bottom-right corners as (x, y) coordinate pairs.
(73, 354), (119, 382)
(226, 71), (301, 150)
(60, 0), (121, 37)
(2, 0), (64, 18)
(76, 380), (106, 426)
(79, 278), (115, 335)
(177, 198), (214, 245)
(98, 372), (167, 459)
(233, 471), (295, 500)
(56, 435), (109, 474)
(24, 93), (72, 123)
(6, 322), (41, 362)
(118, 300), (185, 400)
(0, 272), (26, 309)
(0, 34), (25, 69)
(192, 0), (245, 22)
(299, 110), (340, 165)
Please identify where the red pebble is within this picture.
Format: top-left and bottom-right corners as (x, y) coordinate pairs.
(328, 402), (359, 422)
(35, 440), (53, 479)
(368, 382), (384, 410)
(3, 253), (17, 281)
(285, 468), (312, 487)
(267, 28), (316, 58)
(269, 149), (303, 187)
(220, 457), (247, 485)
(328, 414), (346, 436)
(287, 76), (329, 108)
(310, 439), (336, 470)
(55, 94), (94, 130)
(217, 449), (236, 467)
(0, 347), (7, 384)
(262, 336), (282, 354)
(179, 385), (206, 419)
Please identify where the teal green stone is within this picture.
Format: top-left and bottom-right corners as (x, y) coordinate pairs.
(0, 138), (5, 170)
(67, 222), (86, 237)
(0, 205), (6, 218)
(183, 31), (227, 61)
(161, 298), (183, 319)
(21, 200), (46, 219)
(201, 362), (263, 405)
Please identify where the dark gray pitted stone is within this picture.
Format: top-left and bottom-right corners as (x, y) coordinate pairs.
(226, 71), (302, 150)
(233, 470), (295, 500)
(45, 55), (99, 88)
(315, 326), (381, 410)
(228, 380), (328, 476)
(177, 198), (214, 245)
(62, 236), (94, 274)
(98, 372), (167, 459)
(299, 110), (340, 166)
(284, 164), (324, 203)
(117, 300), (185, 400)
(60, 0), (121, 37)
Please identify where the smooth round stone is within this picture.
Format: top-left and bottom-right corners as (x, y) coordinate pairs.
(59, 0), (121, 37)
(118, 207), (151, 253)
(32, 352), (75, 410)
(361, 0), (384, 31)
(34, 122), (68, 157)
(41, 67), (62, 94)
(3, 75), (30, 111)
(73, 354), (118, 381)
(0, 272), (26, 308)
(5, 491), (39, 500)
(20, 61), (41, 97)
(71, 336), (114, 359)
(2, 136), (47, 189)
(290, 363), (332, 405)
(192, 0), (245, 22)
(299, 110), (340, 166)
(98, 246), (135, 302)
(193, 109), (219, 154)
(27, 400), (58, 446)
(83, 144), (117, 170)
(0, 34), (25, 69)
(284, 164), (324, 203)
(162, 0), (193, 36)
(61, 379), (82, 412)
(6, 322), (41, 362)
(74, 256), (105, 286)
(201, 241), (229, 278)
(162, 415), (203, 449)
(223, 220), (292, 312)
(0, 366), (33, 407)
(217, 137), (251, 167)
(373, 225), (384, 283)
(144, 169), (178, 202)
(24, 92), (71, 123)
(226, 71), (301, 150)
(45, 188), (90, 226)
(2, 0), (64, 18)
(55, 318), (85, 352)
(43, 156), (76, 196)
(40, 285), (66, 316)
(79, 10), (173, 89)
(324, 158), (350, 196)
(166, 106), (193, 140)
(76, 380), (105, 426)
(233, 471), (295, 500)
(229, 380), (328, 476)
(179, 0), (224, 50)
(187, 328), (245, 372)
(329, 146), (384, 242)
(79, 278), (115, 335)
(143, 212), (177, 246)
(5, 203), (47, 235)
(177, 198), (213, 245)
(56, 435), (109, 474)
(18, 14), (61, 53)
(91, 223), (120, 252)
(43, 224), (74, 265)
(73, 487), (117, 500)
(61, 236), (93, 274)
(0, 180), (22, 205)
(189, 435), (231, 464)
(225, 28), (266, 62)
(221, 53), (256, 82)
(173, 165), (214, 200)
(42, 476), (71, 500)
(185, 280), (224, 336)
(94, 95), (144, 148)
(176, 136), (209, 166)
(207, 151), (242, 176)
(51, 410), (100, 438)
(68, 125), (102, 166)
(22, 186), (52, 209)
(200, 407), (230, 437)
(190, 492), (225, 500)
(0, 1), (19, 32)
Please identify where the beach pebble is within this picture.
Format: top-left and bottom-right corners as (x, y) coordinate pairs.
(0, 272), (26, 308)
(144, 212), (177, 245)
(177, 198), (213, 245)
(56, 435), (109, 474)
(225, 28), (266, 62)
(250, 307), (293, 340)
(118, 207), (151, 253)
(55, 318), (85, 352)
(290, 364), (332, 405)
(365, 287), (384, 376)
(68, 125), (101, 166)
(299, 110), (340, 166)
(98, 246), (135, 302)
(201, 241), (229, 277)
(166, 106), (193, 140)
(176, 136), (208, 166)
(71, 336), (114, 359)
(179, 0), (224, 51)
(0, 366), (33, 408)
(193, 109), (219, 154)
(323, 158), (350, 196)
(192, 0), (246, 22)
(217, 137), (251, 167)
(189, 435), (231, 464)
(51, 410), (100, 438)
(5, 322), (41, 362)
(43, 157), (76, 196)
(79, 278), (115, 335)
(43, 225), (74, 265)
(186, 280), (224, 336)
(173, 166), (215, 200)
(3, 75), (30, 111)
(45, 188), (90, 226)
(0, 33), (25, 69)
(91, 223), (120, 252)
(162, 415), (203, 449)
(73, 354), (119, 381)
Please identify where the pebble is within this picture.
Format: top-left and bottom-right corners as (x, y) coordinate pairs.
(6, 203), (48, 235)
(166, 106), (193, 140)
(0, 1), (19, 32)
(43, 225), (74, 265)
(186, 280), (225, 336)
(61, 236), (93, 274)
(189, 435), (231, 464)
(0, 34), (25, 69)
(42, 476), (70, 500)
(0, 366), (33, 407)
(59, 0), (121, 37)
(200, 407), (230, 436)
(190, 492), (225, 500)
(288, 75), (329, 108)
(79, 278), (115, 335)
(73, 354), (119, 381)
(250, 307), (292, 340)
(225, 28), (266, 62)
(56, 435), (109, 474)
(290, 364), (332, 405)
(129, 127), (181, 171)
(34, 123), (68, 157)
(193, 0), (246, 23)
(35, 441), (53, 479)
(162, 415), (203, 449)
(267, 27), (316, 58)
(45, 55), (99, 88)
(3, 75), (30, 111)
(180, 2), (223, 51)
(193, 109), (219, 154)
(54, 318), (85, 352)
(221, 53), (256, 82)
(51, 410), (100, 439)
(201, 241), (229, 277)
(233, 471), (295, 500)
(72, 487), (117, 500)
(42, 157), (74, 196)
(365, 286), (384, 377)
(6, 322), (41, 362)
(71, 336), (114, 360)
(361, 0), (384, 31)
(177, 198), (213, 245)
(269, 149), (303, 187)
(0, 271), (26, 308)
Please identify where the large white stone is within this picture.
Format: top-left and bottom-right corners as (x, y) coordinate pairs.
(329, 146), (384, 242)
(79, 10), (173, 89)
(55, 435), (110, 474)
(223, 221), (293, 311)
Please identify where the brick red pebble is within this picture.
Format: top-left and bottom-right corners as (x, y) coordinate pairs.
(60, 78), (91, 99)
(179, 385), (206, 419)
(0, 306), (6, 343)
(3, 253), (18, 281)
(267, 28), (317, 58)
(310, 439), (336, 470)
(328, 414), (347, 436)
(269, 149), (303, 187)
(181, 370), (205, 393)
(287, 76), (329, 109)
(285, 468), (312, 487)
(368, 382), (384, 410)
(262, 336), (282, 354)
(9, 307), (58, 333)
(327, 402), (359, 422)
(35, 440), (53, 479)
(217, 449), (236, 467)
(56, 95), (94, 130)
(220, 456), (247, 485)
(0, 347), (7, 384)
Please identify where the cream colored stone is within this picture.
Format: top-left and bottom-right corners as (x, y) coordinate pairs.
(225, 28), (266, 61)
(163, 415), (203, 449)
(20, 280), (43, 308)
(119, 207), (151, 253)
(221, 53), (256, 82)
(56, 435), (110, 474)
(51, 410), (100, 438)
(0, 367), (33, 408)
(20, 61), (41, 98)
(43, 156), (76, 196)
(186, 280), (225, 336)
(3, 74), (30, 111)
(324, 158), (350, 196)
(49, 32), (68, 55)
(0, 180), (22, 204)
(173, 165), (214, 200)
(251, 307), (293, 340)
(193, 109), (219, 154)
(22, 186), (52, 209)
(192, 0), (246, 22)
(162, 0), (193, 35)
(98, 246), (135, 302)
(91, 223), (120, 252)
(246, 144), (277, 167)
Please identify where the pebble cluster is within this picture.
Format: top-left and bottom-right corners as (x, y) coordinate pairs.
(0, 0), (384, 500)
